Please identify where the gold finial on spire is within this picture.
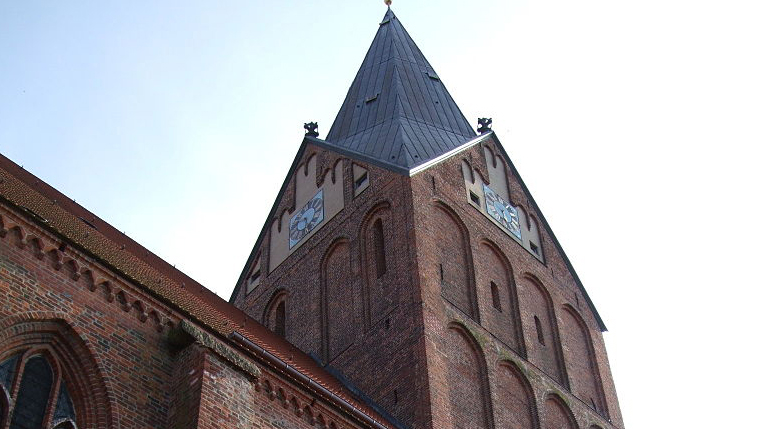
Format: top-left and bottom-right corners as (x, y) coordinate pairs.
(384, 0), (392, 6)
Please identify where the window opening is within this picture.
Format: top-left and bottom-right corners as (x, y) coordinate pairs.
(274, 301), (286, 337)
(530, 242), (539, 254)
(469, 191), (480, 206)
(574, 293), (580, 309)
(0, 354), (18, 390)
(354, 172), (368, 190)
(372, 219), (387, 278)
(534, 315), (545, 345)
(439, 264), (444, 282)
(53, 382), (76, 423)
(10, 355), (55, 429)
(490, 282), (502, 311)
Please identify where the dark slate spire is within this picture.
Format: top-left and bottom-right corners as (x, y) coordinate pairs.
(325, 8), (476, 171)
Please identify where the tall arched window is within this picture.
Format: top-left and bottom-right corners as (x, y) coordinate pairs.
(490, 281), (502, 311)
(0, 351), (77, 428)
(274, 301), (286, 337)
(264, 291), (288, 339)
(372, 219), (387, 278)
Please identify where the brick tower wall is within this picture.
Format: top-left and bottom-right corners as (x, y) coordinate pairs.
(234, 145), (434, 428)
(409, 136), (623, 429)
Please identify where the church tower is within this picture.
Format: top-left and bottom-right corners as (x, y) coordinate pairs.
(231, 8), (623, 429)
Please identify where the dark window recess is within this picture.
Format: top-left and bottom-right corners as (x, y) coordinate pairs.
(373, 219), (387, 278)
(394, 389), (399, 404)
(439, 264), (444, 282)
(575, 293), (580, 308)
(469, 191), (480, 205)
(10, 356), (54, 429)
(534, 315), (545, 346)
(530, 242), (539, 254)
(250, 269), (261, 285)
(590, 397), (597, 411)
(354, 172), (368, 190)
(490, 281), (502, 311)
(274, 301), (286, 337)
(0, 354), (18, 390)
(53, 381), (76, 422)
(1, 353), (77, 429)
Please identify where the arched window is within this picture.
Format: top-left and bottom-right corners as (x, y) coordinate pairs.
(534, 315), (545, 346)
(372, 219), (386, 278)
(0, 351), (77, 429)
(490, 281), (501, 311)
(274, 301), (286, 337)
(264, 292), (288, 339)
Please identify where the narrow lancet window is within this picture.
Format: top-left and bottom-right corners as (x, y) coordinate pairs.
(274, 301), (286, 337)
(490, 281), (501, 311)
(372, 219), (387, 278)
(534, 315), (545, 346)
(10, 355), (54, 429)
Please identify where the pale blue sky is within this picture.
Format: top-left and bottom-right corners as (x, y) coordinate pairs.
(2, 1), (761, 427)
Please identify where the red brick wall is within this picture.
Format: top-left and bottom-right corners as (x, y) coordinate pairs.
(323, 239), (354, 361)
(431, 205), (476, 320)
(493, 362), (537, 429)
(167, 343), (204, 428)
(235, 138), (625, 429)
(521, 276), (567, 385)
(0, 207), (175, 428)
(235, 152), (433, 428)
(475, 242), (524, 355)
(544, 394), (579, 429)
(444, 324), (492, 429)
(0, 201), (385, 429)
(560, 306), (607, 416)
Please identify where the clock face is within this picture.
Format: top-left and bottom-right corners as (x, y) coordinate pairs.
(483, 184), (522, 240)
(289, 189), (325, 248)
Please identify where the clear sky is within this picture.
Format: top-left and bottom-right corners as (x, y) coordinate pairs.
(2, 1), (760, 427)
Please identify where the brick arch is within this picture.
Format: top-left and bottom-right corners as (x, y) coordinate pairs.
(521, 274), (568, 387)
(357, 201), (395, 329)
(263, 289), (289, 338)
(479, 239), (526, 356)
(494, 360), (539, 429)
(560, 305), (608, 416)
(320, 237), (354, 363)
(432, 201), (479, 322)
(445, 322), (494, 429)
(544, 393), (579, 429)
(0, 312), (115, 428)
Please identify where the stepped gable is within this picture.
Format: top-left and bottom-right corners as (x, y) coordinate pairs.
(325, 8), (476, 171)
(0, 153), (397, 429)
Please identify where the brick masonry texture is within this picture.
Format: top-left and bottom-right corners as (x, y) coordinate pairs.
(235, 136), (624, 429)
(0, 198), (394, 429)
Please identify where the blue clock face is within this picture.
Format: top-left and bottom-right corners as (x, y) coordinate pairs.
(483, 184), (522, 240)
(289, 189), (324, 248)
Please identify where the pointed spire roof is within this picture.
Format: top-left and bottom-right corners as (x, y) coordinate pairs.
(325, 8), (476, 171)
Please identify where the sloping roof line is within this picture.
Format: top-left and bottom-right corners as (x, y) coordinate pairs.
(486, 133), (607, 331)
(231, 130), (607, 332)
(325, 8), (476, 171)
(0, 153), (398, 429)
